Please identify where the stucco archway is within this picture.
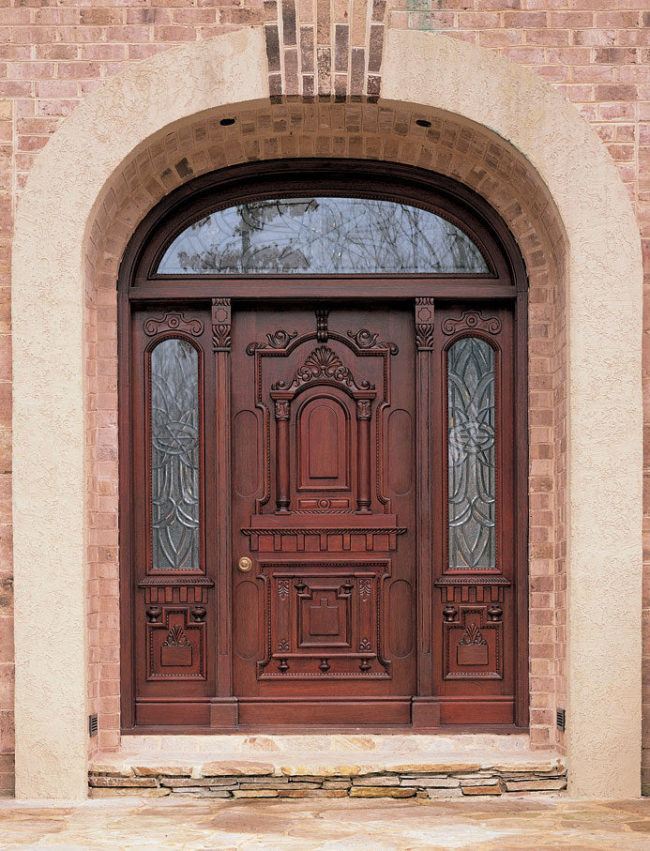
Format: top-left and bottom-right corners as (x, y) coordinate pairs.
(12, 28), (642, 799)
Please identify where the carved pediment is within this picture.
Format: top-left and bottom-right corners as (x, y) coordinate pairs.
(271, 346), (374, 394)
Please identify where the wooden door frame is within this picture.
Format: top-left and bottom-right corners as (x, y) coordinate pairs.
(118, 159), (529, 731)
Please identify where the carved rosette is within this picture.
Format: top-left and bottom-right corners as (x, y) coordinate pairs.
(441, 310), (502, 335)
(211, 298), (231, 351)
(144, 312), (204, 337)
(415, 298), (435, 350)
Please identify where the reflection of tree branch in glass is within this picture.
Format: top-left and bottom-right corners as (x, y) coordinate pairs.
(160, 197), (489, 275)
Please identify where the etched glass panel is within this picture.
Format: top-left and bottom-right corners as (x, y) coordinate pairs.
(158, 197), (489, 275)
(447, 338), (495, 569)
(151, 339), (200, 570)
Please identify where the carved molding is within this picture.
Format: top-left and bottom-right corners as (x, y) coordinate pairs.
(144, 312), (204, 337)
(415, 298), (435, 350)
(441, 310), (502, 336)
(212, 297), (231, 351)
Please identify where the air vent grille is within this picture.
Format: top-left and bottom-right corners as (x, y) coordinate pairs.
(89, 713), (98, 737)
(556, 708), (566, 732)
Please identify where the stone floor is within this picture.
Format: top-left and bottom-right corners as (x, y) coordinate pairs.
(0, 796), (649, 848)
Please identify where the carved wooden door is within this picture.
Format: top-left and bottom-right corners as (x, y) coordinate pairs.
(231, 304), (417, 725)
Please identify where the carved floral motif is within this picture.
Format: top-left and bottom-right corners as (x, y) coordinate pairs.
(459, 622), (487, 647)
(163, 625), (191, 647)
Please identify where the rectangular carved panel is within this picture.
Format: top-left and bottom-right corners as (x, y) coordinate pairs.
(146, 607), (207, 681)
(257, 561), (391, 679)
(443, 606), (503, 681)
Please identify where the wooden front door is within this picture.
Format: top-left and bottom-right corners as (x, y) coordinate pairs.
(231, 304), (416, 725)
(120, 160), (529, 731)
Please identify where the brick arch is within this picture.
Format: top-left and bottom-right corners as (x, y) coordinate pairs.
(12, 29), (642, 799)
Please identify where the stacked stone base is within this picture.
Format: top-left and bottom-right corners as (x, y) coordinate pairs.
(89, 759), (567, 800)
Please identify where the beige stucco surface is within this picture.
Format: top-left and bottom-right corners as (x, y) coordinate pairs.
(384, 31), (643, 798)
(11, 28), (643, 798)
(11, 29), (269, 800)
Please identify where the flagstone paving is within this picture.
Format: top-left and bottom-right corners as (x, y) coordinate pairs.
(0, 796), (650, 848)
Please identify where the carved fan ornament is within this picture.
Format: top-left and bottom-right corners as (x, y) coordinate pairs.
(272, 346), (374, 393)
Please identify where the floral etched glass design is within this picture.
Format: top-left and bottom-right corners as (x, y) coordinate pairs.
(447, 337), (495, 569)
(151, 339), (200, 570)
(157, 197), (489, 275)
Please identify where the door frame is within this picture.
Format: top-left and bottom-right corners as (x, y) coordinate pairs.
(118, 159), (529, 731)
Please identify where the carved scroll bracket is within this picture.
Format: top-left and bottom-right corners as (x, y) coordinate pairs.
(347, 328), (398, 355)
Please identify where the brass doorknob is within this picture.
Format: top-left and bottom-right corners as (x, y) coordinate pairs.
(238, 556), (253, 573)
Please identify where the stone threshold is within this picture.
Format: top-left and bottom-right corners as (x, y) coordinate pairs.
(89, 734), (567, 799)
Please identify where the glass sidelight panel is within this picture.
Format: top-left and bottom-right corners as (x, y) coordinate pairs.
(157, 197), (489, 275)
(150, 338), (200, 570)
(447, 337), (496, 570)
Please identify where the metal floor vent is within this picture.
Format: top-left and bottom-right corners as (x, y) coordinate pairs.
(89, 713), (98, 738)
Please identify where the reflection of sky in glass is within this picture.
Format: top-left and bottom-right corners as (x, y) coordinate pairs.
(158, 197), (489, 275)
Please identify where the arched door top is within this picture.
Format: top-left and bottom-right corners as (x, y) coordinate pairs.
(121, 160), (527, 293)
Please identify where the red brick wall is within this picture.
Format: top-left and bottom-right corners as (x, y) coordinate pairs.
(0, 0), (648, 795)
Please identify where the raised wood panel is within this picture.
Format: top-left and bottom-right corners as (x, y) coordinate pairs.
(388, 579), (414, 659)
(387, 409), (413, 496)
(232, 410), (259, 498)
(256, 562), (391, 680)
(231, 305), (417, 708)
(298, 394), (350, 491)
(146, 608), (206, 681)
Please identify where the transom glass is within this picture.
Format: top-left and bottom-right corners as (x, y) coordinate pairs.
(157, 197), (489, 275)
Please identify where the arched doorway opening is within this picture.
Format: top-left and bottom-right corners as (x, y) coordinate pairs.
(119, 159), (528, 730)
